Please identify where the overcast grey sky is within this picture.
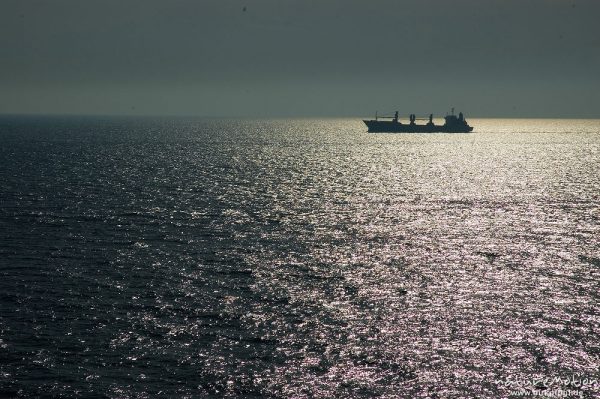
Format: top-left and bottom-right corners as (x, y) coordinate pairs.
(1, 0), (599, 117)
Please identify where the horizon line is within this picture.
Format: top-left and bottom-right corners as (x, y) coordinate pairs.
(1, 112), (600, 120)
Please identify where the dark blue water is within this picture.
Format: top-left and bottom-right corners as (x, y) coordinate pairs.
(1, 116), (599, 398)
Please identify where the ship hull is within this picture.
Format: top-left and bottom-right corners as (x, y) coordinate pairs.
(363, 120), (473, 133)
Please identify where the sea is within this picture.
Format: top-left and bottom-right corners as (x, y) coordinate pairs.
(1, 116), (599, 398)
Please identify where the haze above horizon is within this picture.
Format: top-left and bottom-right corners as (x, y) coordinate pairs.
(1, 0), (599, 118)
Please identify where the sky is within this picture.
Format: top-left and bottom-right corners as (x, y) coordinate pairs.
(1, 0), (599, 117)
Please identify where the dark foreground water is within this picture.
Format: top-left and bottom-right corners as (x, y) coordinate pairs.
(1, 117), (599, 398)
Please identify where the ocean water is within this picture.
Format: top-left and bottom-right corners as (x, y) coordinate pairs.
(0, 116), (599, 398)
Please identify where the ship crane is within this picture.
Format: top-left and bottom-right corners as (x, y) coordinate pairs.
(374, 113), (430, 120)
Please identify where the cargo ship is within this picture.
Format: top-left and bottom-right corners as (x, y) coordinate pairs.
(363, 109), (473, 133)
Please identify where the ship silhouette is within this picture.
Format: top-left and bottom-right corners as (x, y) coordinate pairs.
(364, 108), (473, 133)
